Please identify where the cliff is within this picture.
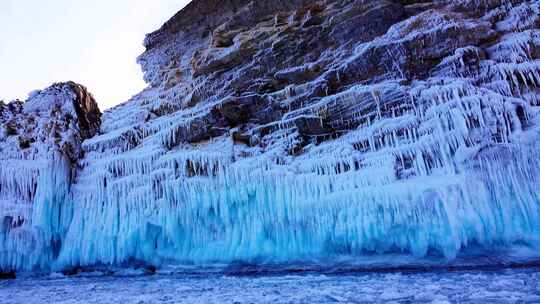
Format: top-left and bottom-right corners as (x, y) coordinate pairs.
(2, 0), (540, 272)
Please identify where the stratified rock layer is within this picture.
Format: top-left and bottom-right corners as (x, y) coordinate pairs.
(2, 0), (540, 272)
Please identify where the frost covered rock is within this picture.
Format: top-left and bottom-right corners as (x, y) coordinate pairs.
(0, 82), (101, 271)
(0, 82), (101, 161)
(2, 0), (540, 272)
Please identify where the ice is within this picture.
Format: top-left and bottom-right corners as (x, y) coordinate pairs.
(1, 267), (539, 304)
(21, 137), (538, 271)
(0, 156), (72, 271)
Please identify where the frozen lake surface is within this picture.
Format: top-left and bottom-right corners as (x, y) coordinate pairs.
(1, 266), (540, 303)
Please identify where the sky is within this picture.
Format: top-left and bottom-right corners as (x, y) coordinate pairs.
(0, 0), (189, 109)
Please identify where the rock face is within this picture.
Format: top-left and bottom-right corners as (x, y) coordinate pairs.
(0, 82), (101, 160)
(2, 0), (540, 272)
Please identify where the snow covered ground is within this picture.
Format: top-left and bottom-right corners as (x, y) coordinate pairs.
(1, 267), (540, 303)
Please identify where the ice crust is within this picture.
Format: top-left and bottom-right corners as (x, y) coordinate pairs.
(1, 267), (540, 303)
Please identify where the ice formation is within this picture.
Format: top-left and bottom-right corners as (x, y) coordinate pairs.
(2, 0), (540, 272)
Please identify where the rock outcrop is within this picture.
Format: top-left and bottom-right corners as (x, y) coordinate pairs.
(0, 82), (101, 161)
(0, 82), (101, 271)
(2, 0), (540, 272)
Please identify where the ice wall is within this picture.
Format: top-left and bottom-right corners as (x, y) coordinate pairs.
(57, 147), (540, 268)
(2, 0), (540, 272)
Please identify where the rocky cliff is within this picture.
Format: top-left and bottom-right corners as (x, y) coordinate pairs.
(0, 82), (101, 271)
(2, 0), (540, 272)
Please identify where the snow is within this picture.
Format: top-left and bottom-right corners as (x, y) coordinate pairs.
(1, 267), (539, 303)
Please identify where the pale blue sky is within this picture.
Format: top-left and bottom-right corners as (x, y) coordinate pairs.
(0, 0), (189, 109)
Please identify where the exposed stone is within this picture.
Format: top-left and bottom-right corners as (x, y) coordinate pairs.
(66, 81), (102, 139)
